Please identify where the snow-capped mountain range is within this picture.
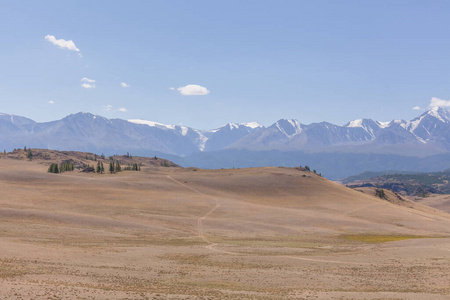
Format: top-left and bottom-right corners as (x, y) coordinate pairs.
(0, 107), (449, 157)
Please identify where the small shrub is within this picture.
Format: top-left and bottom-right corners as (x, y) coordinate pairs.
(375, 188), (387, 200)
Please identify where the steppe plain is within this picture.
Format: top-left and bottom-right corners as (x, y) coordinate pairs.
(0, 150), (449, 299)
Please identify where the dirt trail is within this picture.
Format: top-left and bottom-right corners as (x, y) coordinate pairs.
(166, 175), (406, 264)
(167, 175), (237, 255)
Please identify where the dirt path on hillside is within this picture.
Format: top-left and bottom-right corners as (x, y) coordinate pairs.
(166, 175), (406, 265)
(166, 175), (237, 255)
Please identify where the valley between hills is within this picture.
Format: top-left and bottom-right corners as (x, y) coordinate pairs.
(0, 149), (449, 299)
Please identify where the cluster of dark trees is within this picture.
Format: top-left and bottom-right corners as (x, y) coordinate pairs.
(48, 163), (59, 173)
(98, 160), (142, 173)
(96, 161), (105, 173)
(48, 159), (142, 174)
(109, 161), (121, 174)
(303, 165), (322, 177)
(48, 162), (74, 173)
(124, 163), (141, 171)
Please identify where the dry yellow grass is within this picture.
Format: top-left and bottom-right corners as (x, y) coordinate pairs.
(341, 234), (432, 243)
(0, 152), (449, 299)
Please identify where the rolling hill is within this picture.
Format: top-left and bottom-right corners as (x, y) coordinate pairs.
(0, 150), (449, 298)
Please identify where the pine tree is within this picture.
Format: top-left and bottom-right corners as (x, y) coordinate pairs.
(101, 161), (104, 174)
(109, 161), (115, 174)
(96, 161), (101, 173)
(48, 163), (59, 173)
(26, 149), (33, 160)
(115, 161), (121, 172)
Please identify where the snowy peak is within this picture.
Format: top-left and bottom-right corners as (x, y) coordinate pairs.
(1, 107), (450, 156)
(404, 107), (450, 142)
(275, 119), (302, 138)
(425, 107), (450, 123)
(202, 121), (263, 152)
(407, 107), (450, 128)
(128, 119), (176, 130)
(344, 118), (383, 139)
(388, 119), (408, 128)
(128, 119), (193, 137)
(240, 122), (263, 129)
(346, 119), (365, 128)
(345, 118), (390, 129)
(218, 122), (263, 131)
(402, 107), (450, 133)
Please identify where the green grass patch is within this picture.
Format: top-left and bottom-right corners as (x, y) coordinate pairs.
(208, 236), (320, 248)
(341, 234), (430, 243)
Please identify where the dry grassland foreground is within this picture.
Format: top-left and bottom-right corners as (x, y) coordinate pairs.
(0, 156), (449, 299)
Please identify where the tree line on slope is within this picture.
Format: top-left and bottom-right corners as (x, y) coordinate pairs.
(48, 160), (141, 174)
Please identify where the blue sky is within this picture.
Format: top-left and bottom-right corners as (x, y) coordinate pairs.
(1, 0), (450, 129)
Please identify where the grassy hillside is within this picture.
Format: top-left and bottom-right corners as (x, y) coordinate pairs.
(0, 152), (449, 298)
(1, 148), (179, 170)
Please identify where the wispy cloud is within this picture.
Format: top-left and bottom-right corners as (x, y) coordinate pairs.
(81, 77), (95, 83)
(45, 35), (80, 52)
(429, 97), (450, 109)
(81, 77), (95, 89)
(48, 100), (54, 104)
(412, 106), (421, 110)
(177, 84), (210, 96)
(102, 105), (127, 112)
(169, 87), (175, 91)
(120, 82), (130, 88)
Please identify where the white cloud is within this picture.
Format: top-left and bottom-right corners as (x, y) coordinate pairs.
(118, 107), (128, 112)
(120, 82), (130, 88)
(81, 83), (95, 89)
(177, 84), (210, 96)
(412, 106), (421, 110)
(429, 97), (450, 109)
(45, 35), (80, 52)
(169, 87), (175, 90)
(48, 100), (54, 104)
(81, 77), (95, 83)
(104, 105), (113, 111)
(81, 77), (95, 89)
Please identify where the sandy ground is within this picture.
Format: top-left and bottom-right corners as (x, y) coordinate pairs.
(0, 158), (449, 299)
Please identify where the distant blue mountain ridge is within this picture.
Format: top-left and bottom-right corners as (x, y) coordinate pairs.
(1, 107), (450, 179)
